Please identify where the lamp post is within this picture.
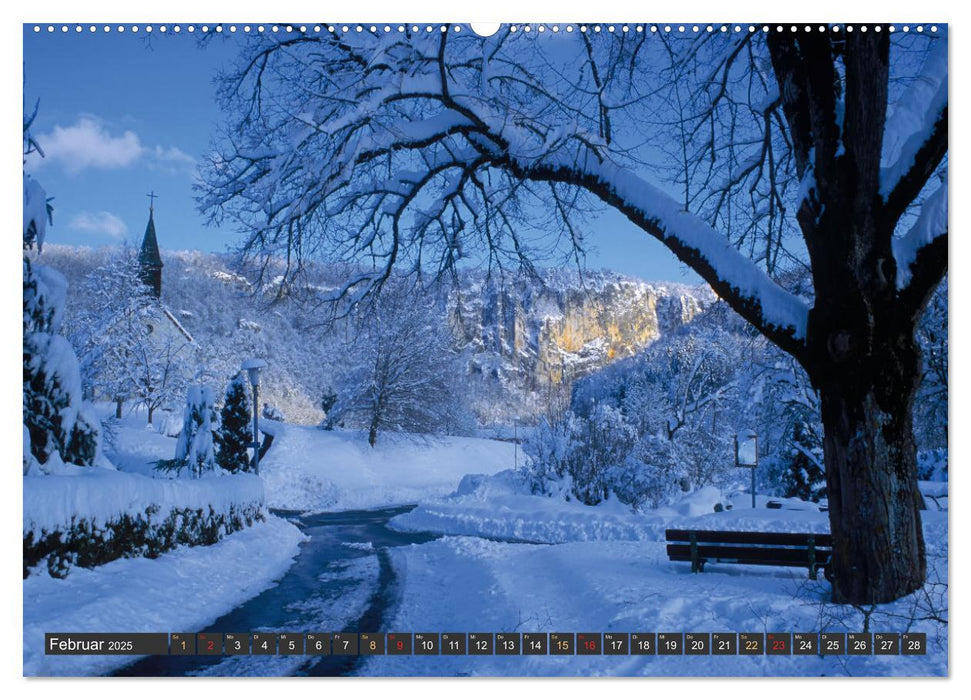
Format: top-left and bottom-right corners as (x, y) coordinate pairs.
(513, 417), (519, 470)
(241, 359), (267, 475)
(734, 429), (758, 509)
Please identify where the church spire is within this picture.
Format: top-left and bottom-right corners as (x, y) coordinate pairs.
(138, 193), (163, 298)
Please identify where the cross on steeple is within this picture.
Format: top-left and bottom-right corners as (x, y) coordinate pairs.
(147, 191), (159, 212)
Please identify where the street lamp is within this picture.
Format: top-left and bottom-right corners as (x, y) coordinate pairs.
(734, 429), (758, 509)
(241, 359), (267, 475)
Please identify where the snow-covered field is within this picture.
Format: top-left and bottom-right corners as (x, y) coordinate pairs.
(23, 514), (306, 676)
(364, 526), (946, 677)
(259, 423), (516, 512)
(373, 471), (948, 676)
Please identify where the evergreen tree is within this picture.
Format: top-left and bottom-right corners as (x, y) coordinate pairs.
(23, 107), (99, 472)
(319, 386), (338, 430)
(216, 373), (252, 473)
(174, 383), (217, 477)
(781, 420), (827, 503)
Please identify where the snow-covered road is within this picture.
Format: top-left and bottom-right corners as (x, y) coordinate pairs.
(114, 506), (440, 677)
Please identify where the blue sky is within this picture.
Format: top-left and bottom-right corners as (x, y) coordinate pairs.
(23, 26), (700, 284)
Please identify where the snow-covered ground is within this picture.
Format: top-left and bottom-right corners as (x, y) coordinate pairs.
(24, 514), (306, 676)
(373, 470), (947, 676)
(101, 409), (183, 476)
(364, 524), (946, 676)
(259, 423), (516, 512)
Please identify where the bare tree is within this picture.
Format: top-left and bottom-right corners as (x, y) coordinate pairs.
(330, 283), (464, 446)
(68, 250), (190, 423)
(201, 26), (947, 604)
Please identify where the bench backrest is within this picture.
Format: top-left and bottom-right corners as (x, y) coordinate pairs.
(665, 529), (832, 548)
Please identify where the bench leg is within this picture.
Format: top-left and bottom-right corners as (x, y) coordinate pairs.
(808, 535), (817, 580)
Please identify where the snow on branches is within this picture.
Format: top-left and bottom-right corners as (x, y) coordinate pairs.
(201, 29), (813, 349)
(174, 383), (218, 477)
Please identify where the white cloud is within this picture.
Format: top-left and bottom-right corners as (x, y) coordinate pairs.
(32, 116), (142, 173)
(68, 211), (129, 240)
(148, 144), (197, 174)
(29, 116), (196, 175)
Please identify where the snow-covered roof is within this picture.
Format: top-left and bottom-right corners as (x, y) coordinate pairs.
(160, 306), (196, 345)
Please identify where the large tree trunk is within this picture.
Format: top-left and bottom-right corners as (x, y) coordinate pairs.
(773, 31), (937, 605)
(816, 329), (926, 604)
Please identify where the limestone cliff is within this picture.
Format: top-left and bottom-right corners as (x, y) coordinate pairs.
(448, 271), (713, 420)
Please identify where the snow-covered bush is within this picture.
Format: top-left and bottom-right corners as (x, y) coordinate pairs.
(262, 403), (285, 421)
(777, 420), (827, 502)
(523, 404), (636, 506)
(216, 373), (252, 473)
(914, 278), (947, 451)
(22, 113), (99, 473)
(174, 383), (217, 477)
(319, 387), (337, 429)
(917, 448), (947, 482)
(608, 434), (687, 510)
(521, 415), (574, 494)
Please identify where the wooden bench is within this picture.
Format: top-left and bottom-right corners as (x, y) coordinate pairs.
(665, 529), (833, 580)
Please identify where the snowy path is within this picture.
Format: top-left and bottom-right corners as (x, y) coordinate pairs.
(114, 506), (439, 676)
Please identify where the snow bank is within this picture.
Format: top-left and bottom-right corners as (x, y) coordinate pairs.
(259, 424), (515, 512)
(24, 515), (306, 676)
(24, 469), (264, 534)
(392, 471), (669, 543)
(392, 471), (839, 543)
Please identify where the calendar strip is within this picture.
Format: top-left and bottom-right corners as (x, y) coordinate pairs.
(45, 632), (927, 656)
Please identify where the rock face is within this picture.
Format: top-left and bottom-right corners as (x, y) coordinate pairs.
(448, 271), (713, 419)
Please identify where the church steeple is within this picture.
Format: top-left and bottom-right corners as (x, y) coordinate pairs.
(138, 192), (163, 298)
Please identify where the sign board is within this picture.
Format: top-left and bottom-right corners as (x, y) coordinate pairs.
(736, 430), (758, 467)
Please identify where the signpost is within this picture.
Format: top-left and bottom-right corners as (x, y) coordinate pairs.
(735, 429), (758, 508)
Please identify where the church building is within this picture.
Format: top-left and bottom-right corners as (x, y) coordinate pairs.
(135, 196), (196, 348)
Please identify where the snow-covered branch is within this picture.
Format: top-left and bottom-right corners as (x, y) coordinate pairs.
(894, 180), (948, 314)
(487, 142), (810, 349)
(880, 40), (948, 219)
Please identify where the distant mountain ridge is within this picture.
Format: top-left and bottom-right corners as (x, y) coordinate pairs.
(37, 245), (714, 425)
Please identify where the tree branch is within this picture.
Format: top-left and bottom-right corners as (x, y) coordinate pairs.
(895, 181), (948, 317)
(882, 108), (947, 228)
(879, 38), (948, 224)
(490, 149), (810, 359)
(766, 36), (814, 180)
